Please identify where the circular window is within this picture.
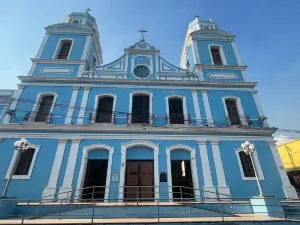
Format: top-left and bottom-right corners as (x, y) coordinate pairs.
(133, 65), (150, 79)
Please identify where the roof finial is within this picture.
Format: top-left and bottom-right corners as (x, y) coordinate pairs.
(138, 28), (148, 41)
(194, 14), (200, 19)
(85, 8), (91, 14)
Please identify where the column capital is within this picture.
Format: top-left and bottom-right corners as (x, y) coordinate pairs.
(251, 89), (258, 94)
(17, 85), (25, 90)
(72, 86), (80, 90)
(267, 140), (277, 147)
(192, 89), (199, 93)
(201, 89), (208, 93)
(210, 140), (219, 145)
(83, 86), (91, 90)
(197, 140), (207, 145)
(57, 138), (69, 143)
(71, 139), (82, 144)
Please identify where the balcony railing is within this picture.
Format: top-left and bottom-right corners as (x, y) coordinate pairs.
(23, 111), (52, 124)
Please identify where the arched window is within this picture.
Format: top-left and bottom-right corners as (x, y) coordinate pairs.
(225, 99), (241, 125)
(95, 96), (114, 123)
(238, 151), (255, 177)
(210, 46), (223, 65)
(92, 55), (97, 68)
(56, 40), (72, 59)
(131, 94), (150, 124)
(35, 95), (54, 122)
(168, 98), (184, 124)
(14, 148), (36, 175)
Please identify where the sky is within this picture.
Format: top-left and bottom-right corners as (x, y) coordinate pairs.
(0, 0), (299, 141)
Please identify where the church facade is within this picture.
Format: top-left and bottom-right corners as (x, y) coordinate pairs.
(0, 11), (297, 202)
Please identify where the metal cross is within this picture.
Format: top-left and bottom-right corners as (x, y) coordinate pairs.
(194, 14), (199, 19)
(138, 28), (148, 41)
(85, 8), (91, 13)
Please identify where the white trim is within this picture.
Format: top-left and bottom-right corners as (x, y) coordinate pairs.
(42, 139), (68, 199)
(75, 143), (114, 202)
(77, 64), (86, 77)
(235, 148), (264, 180)
(192, 90), (202, 126)
(3, 88), (24, 124)
(207, 73), (238, 80)
(132, 64), (152, 80)
(192, 40), (201, 64)
(165, 95), (188, 125)
(201, 89), (214, 127)
(91, 53), (97, 69)
(124, 53), (129, 72)
(208, 44), (227, 66)
(222, 96), (247, 126)
(52, 38), (75, 60)
(231, 42), (242, 66)
(65, 87), (80, 124)
(251, 90), (269, 127)
(77, 87), (90, 124)
(82, 35), (92, 60)
(91, 94), (117, 124)
(210, 141), (231, 197)
(36, 34), (49, 58)
(27, 63), (37, 76)
(166, 144), (200, 201)
(30, 92), (58, 122)
(5, 144), (41, 180)
(241, 70), (249, 81)
(268, 141), (298, 199)
(129, 91), (153, 124)
(118, 140), (159, 202)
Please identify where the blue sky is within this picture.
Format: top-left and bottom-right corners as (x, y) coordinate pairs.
(0, 0), (300, 137)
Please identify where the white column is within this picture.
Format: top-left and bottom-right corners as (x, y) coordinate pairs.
(210, 140), (231, 197)
(190, 149), (201, 201)
(77, 87), (90, 124)
(42, 139), (68, 200)
(81, 35), (92, 60)
(201, 89), (214, 127)
(251, 90), (269, 127)
(198, 141), (216, 200)
(192, 90), (202, 126)
(154, 147), (160, 201)
(36, 34), (50, 58)
(192, 40), (201, 64)
(231, 41), (242, 66)
(118, 147), (126, 202)
(3, 87), (24, 124)
(58, 139), (81, 200)
(65, 87), (80, 124)
(268, 140), (298, 199)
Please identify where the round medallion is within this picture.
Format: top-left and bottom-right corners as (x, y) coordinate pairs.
(133, 65), (150, 79)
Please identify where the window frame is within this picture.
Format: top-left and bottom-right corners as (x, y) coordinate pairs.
(165, 95), (188, 126)
(208, 44), (227, 66)
(222, 96), (248, 126)
(235, 148), (264, 181)
(71, 18), (81, 24)
(53, 39), (75, 60)
(91, 94), (117, 124)
(5, 144), (41, 180)
(129, 91), (153, 125)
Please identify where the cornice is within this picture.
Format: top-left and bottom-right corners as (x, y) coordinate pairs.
(31, 58), (87, 65)
(0, 124), (277, 136)
(124, 49), (160, 54)
(195, 64), (247, 70)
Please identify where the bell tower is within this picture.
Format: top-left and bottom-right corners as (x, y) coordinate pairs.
(28, 9), (103, 78)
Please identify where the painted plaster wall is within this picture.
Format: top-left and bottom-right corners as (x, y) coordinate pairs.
(197, 40), (238, 66)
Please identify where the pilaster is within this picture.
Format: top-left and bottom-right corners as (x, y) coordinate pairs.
(251, 90), (269, 127)
(65, 87), (80, 124)
(3, 87), (24, 124)
(192, 90), (202, 126)
(201, 89), (214, 127)
(77, 87), (90, 124)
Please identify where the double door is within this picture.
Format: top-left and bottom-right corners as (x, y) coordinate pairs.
(125, 160), (154, 200)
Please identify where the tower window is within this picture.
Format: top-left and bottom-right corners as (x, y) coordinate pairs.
(225, 99), (241, 125)
(238, 151), (255, 177)
(14, 148), (36, 175)
(92, 55), (97, 68)
(210, 46), (223, 65)
(56, 40), (72, 59)
(168, 98), (184, 124)
(95, 97), (114, 123)
(35, 95), (54, 122)
(71, 19), (80, 24)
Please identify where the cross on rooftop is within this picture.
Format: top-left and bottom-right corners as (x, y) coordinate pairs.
(194, 14), (200, 19)
(138, 28), (148, 41)
(85, 8), (91, 14)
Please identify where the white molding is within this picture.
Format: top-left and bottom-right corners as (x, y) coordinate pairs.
(59, 140), (81, 199)
(208, 73), (238, 80)
(192, 90), (202, 126)
(3, 87), (24, 124)
(40, 68), (73, 74)
(231, 42), (242, 66)
(192, 40), (201, 64)
(166, 144), (200, 201)
(222, 96), (247, 126)
(210, 141), (231, 197)
(251, 91), (269, 127)
(77, 87), (90, 124)
(118, 140), (159, 202)
(129, 91), (153, 124)
(31, 59), (86, 65)
(208, 44), (227, 66)
(241, 70), (249, 81)
(91, 94), (117, 124)
(201, 89), (214, 127)
(42, 140), (68, 199)
(75, 143), (114, 202)
(52, 38), (75, 60)
(36, 34), (50, 58)
(77, 64), (85, 77)
(81, 36), (92, 60)
(268, 141), (298, 199)
(235, 148), (264, 181)
(91, 53), (97, 69)
(5, 144), (41, 180)
(65, 87), (80, 124)
(124, 53), (129, 72)
(165, 95), (188, 125)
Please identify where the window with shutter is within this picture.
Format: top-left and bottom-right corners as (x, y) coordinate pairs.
(225, 99), (241, 125)
(14, 148), (35, 175)
(210, 47), (223, 65)
(168, 98), (184, 124)
(35, 95), (54, 122)
(132, 95), (149, 124)
(95, 97), (114, 123)
(239, 151), (255, 177)
(56, 40), (72, 59)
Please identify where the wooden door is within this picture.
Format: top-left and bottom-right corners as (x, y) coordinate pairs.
(140, 161), (154, 199)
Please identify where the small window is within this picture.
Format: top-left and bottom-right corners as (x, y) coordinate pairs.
(95, 97), (114, 123)
(14, 148), (35, 175)
(92, 55), (97, 68)
(204, 25), (210, 30)
(186, 59), (190, 72)
(56, 40), (72, 59)
(71, 19), (80, 24)
(239, 151), (255, 177)
(210, 46), (223, 65)
(225, 99), (241, 125)
(35, 95), (54, 122)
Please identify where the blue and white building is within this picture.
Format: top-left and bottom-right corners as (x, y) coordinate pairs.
(0, 11), (298, 202)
